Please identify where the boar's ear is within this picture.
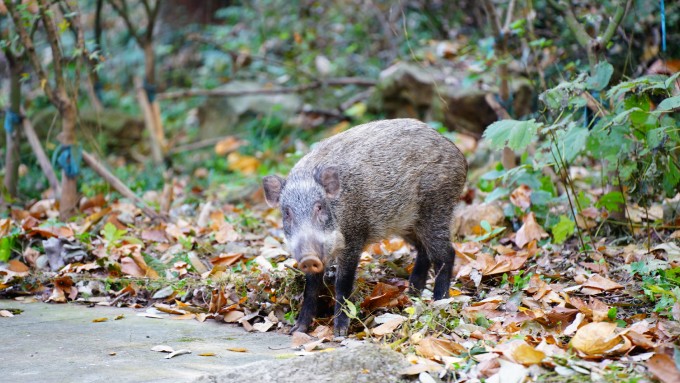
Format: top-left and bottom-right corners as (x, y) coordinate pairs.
(314, 166), (340, 199)
(262, 175), (285, 207)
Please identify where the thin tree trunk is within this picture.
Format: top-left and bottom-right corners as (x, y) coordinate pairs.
(4, 59), (22, 197)
(58, 99), (78, 219)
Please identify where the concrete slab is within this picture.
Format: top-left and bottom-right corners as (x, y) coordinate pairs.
(0, 300), (291, 383)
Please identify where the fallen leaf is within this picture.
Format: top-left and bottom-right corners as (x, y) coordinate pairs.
(215, 136), (243, 156)
(510, 185), (532, 211)
(223, 310), (245, 323)
(8, 259), (29, 273)
(510, 343), (545, 365)
(416, 337), (463, 359)
(292, 331), (314, 347)
(226, 347), (248, 353)
(227, 152), (259, 175)
(151, 345), (174, 353)
(582, 274), (623, 292)
(92, 317), (108, 323)
(514, 212), (548, 248)
(371, 316), (406, 336)
(570, 322), (623, 356)
(647, 353), (680, 383)
(198, 352), (216, 357)
(0, 310), (14, 317)
(165, 349), (191, 359)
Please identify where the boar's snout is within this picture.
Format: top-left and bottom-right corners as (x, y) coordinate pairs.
(298, 255), (324, 273)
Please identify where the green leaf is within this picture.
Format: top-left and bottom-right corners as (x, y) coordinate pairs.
(551, 215), (575, 244)
(596, 191), (625, 212)
(657, 96), (680, 112)
(483, 119), (542, 151)
(0, 237), (11, 262)
(480, 220), (492, 233)
(607, 307), (617, 320)
(586, 61), (614, 91)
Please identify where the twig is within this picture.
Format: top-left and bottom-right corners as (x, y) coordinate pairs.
(81, 150), (165, 220)
(22, 116), (61, 196)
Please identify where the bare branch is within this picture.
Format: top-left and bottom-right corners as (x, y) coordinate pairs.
(106, 0), (143, 46)
(156, 78), (377, 101)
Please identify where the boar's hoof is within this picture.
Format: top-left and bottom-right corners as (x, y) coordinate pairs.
(299, 255), (324, 273)
(289, 322), (309, 334)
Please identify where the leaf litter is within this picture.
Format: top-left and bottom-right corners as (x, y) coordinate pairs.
(0, 173), (678, 380)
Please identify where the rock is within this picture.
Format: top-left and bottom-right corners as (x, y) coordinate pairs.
(194, 343), (411, 383)
(371, 62), (534, 137)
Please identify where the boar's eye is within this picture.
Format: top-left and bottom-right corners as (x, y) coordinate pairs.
(282, 206), (293, 225)
(312, 201), (328, 224)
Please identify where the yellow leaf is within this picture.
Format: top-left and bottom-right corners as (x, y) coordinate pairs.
(92, 317), (108, 323)
(511, 343), (545, 365)
(570, 322), (622, 355)
(199, 352), (216, 357)
(227, 152), (260, 175)
(227, 347), (247, 353)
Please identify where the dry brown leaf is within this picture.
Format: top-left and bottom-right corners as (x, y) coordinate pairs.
(514, 212), (548, 248)
(582, 274), (623, 292)
(199, 352), (216, 357)
(360, 282), (408, 310)
(141, 229), (169, 243)
(570, 322), (623, 356)
(291, 331), (314, 347)
(647, 353), (680, 383)
(0, 218), (10, 236)
(8, 259), (29, 273)
(371, 316), (406, 336)
(214, 136), (243, 156)
(416, 337), (464, 359)
(309, 325), (334, 341)
(210, 252), (243, 266)
(223, 310), (245, 323)
(510, 185), (532, 211)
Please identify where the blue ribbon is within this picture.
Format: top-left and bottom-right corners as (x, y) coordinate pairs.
(52, 144), (83, 178)
(660, 0), (667, 52)
(4, 110), (21, 134)
(143, 79), (156, 103)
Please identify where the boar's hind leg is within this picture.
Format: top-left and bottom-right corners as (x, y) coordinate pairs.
(407, 239), (431, 296)
(291, 272), (324, 334)
(333, 243), (363, 337)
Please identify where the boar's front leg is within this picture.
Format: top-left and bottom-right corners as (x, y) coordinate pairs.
(291, 272), (323, 334)
(333, 243), (363, 337)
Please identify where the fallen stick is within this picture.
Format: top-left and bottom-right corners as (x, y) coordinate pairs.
(22, 116), (61, 196)
(81, 150), (165, 221)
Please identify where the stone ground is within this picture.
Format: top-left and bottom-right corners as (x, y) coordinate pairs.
(0, 300), (411, 383)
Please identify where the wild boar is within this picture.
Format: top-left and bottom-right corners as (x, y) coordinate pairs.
(263, 118), (467, 336)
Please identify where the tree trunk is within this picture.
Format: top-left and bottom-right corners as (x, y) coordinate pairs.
(4, 60), (22, 198)
(58, 98), (78, 219)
